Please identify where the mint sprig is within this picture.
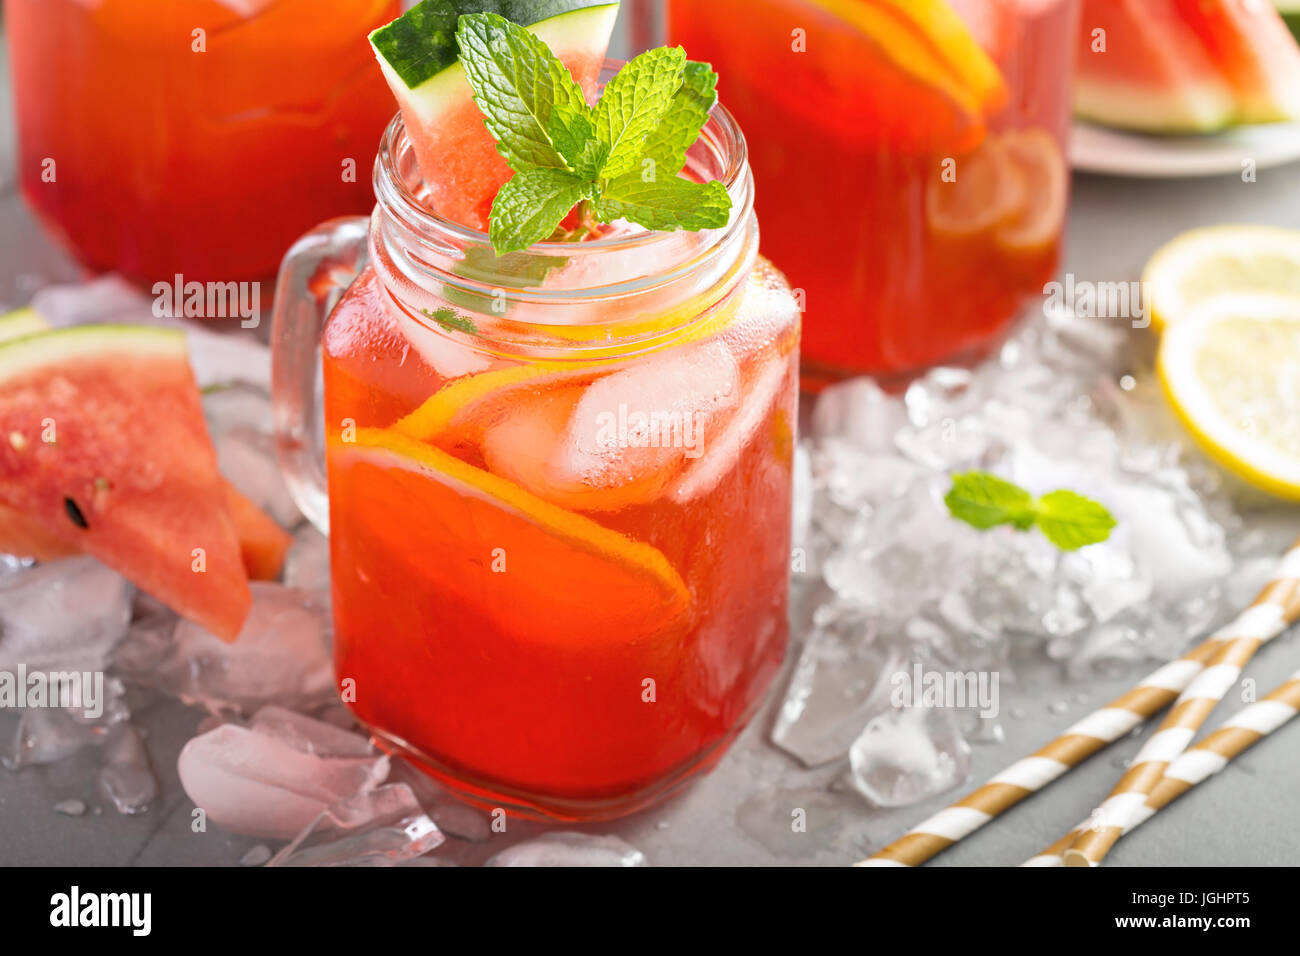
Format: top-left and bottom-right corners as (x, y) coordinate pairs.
(944, 472), (1116, 551)
(455, 12), (731, 255)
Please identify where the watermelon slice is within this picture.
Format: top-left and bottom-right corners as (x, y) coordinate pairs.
(0, 308), (291, 582)
(0, 326), (252, 641)
(1075, 0), (1236, 132)
(1173, 0), (1300, 123)
(1076, 0), (1300, 132)
(0, 484), (291, 583)
(369, 0), (620, 232)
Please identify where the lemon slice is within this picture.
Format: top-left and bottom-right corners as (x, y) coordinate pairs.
(1157, 293), (1300, 500)
(1142, 225), (1300, 331)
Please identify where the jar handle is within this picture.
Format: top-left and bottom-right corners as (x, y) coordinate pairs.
(270, 216), (370, 534)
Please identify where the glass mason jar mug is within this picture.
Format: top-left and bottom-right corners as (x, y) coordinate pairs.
(272, 95), (800, 820)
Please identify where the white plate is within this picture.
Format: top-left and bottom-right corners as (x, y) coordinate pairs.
(1070, 119), (1300, 178)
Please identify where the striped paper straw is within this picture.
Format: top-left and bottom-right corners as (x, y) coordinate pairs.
(856, 537), (1300, 868)
(1025, 666), (1300, 866)
(1063, 570), (1300, 867)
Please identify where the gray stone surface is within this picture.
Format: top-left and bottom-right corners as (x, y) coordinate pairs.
(2, 21), (1299, 867)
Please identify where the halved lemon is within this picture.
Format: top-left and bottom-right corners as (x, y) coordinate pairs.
(1157, 293), (1300, 500)
(1142, 225), (1300, 331)
(334, 428), (692, 639)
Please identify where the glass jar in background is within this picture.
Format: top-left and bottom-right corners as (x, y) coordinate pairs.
(5, 0), (401, 285)
(665, 0), (1080, 384)
(271, 91), (800, 820)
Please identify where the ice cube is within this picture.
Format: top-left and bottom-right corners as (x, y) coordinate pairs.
(111, 594), (179, 681)
(0, 557), (132, 672)
(204, 386), (301, 528)
(97, 725), (157, 814)
(283, 524), (330, 593)
(791, 441), (814, 544)
(177, 722), (389, 839)
(266, 784), (444, 867)
(485, 832), (647, 867)
(848, 705), (971, 808)
(770, 611), (905, 767)
(248, 706), (374, 757)
(4, 708), (101, 769)
(156, 584), (333, 715)
(556, 340), (740, 497)
(811, 378), (908, 452)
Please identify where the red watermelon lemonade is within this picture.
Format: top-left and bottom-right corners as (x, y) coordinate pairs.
(277, 2), (800, 818)
(668, 0), (1079, 383)
(5, 0), (400, 283)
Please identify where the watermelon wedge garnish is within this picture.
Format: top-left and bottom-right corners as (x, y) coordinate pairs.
(0, 325), (253, 641)
(1076, 0), (1300, 132)
(369, 0), (620, 231)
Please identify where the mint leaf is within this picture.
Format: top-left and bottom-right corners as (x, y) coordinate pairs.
(944, 472), (1036, 531)
(489, 167), (592, 255)
(453, 17), (732, 255)
(455, 12), (591, 172)
(1034, 490), (1118, 551)
(422, 306), (476, 335)
(592, 46), (687, 180)
(944, 471), (1116, 551)
(595, 175), (731, 232)
(640, 60), (718, 176)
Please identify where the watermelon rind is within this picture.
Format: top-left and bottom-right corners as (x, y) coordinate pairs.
(0, 323), (186, 382)
(371, 0), (620, 125)
(1074, 80), (1236, 134)
(0, 307), (50, 344)
(1276, 1), (1300, 43)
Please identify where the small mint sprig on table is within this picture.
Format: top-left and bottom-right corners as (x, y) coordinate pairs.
(944, 471), (1117, 551)
(455, 12), (731, 255)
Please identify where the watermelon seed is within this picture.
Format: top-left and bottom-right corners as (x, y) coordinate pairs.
(64, 496), (89, 530)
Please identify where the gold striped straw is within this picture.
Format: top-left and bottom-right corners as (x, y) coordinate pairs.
(1025, 665), (1300, 866)
(1062, 562), (1300, 867)
(856, 536), (1300, 868)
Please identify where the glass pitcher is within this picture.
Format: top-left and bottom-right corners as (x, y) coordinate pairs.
(664, 0), (1081, 384)
(5, 0), (400, 285)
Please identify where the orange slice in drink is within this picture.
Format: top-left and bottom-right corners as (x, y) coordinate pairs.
(335, 428), (691, 642)
(924, 136), (1026, 239)
(863, 0), (1008, 109)
(796, 0), (1006, 150)
(994, 128), (1068, 254)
